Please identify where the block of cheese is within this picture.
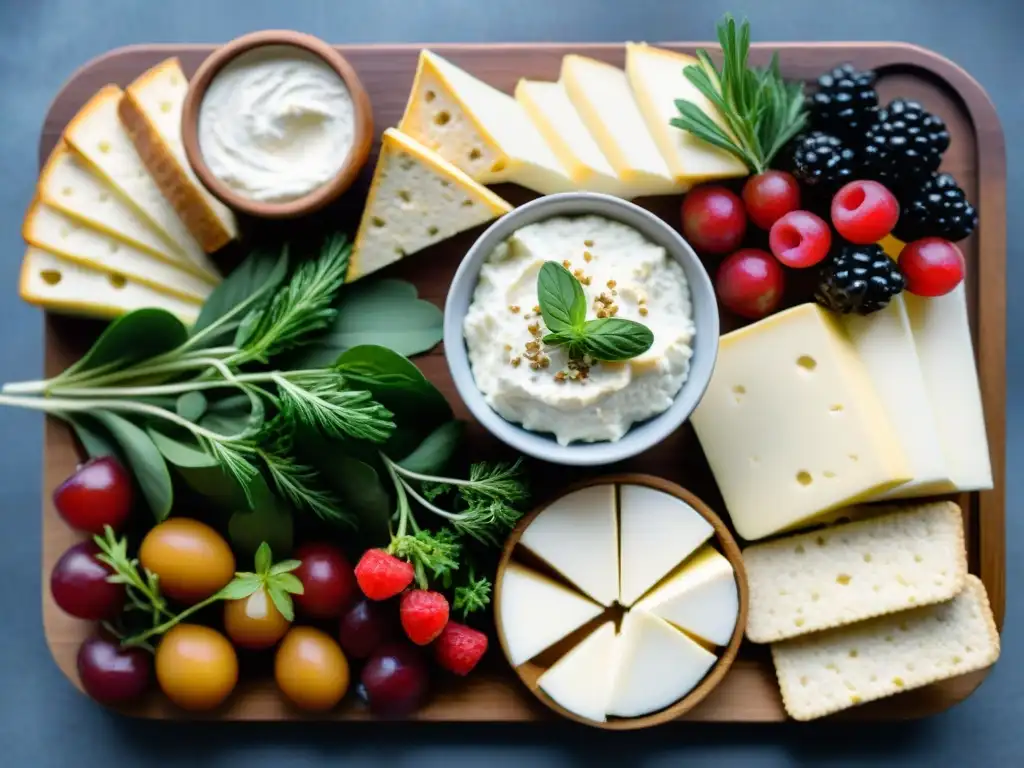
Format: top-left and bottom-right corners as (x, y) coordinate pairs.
(625, 43), (748, 185)
(347, 129), (512, 282)
(519, 484), (618, 606)
(63, 86), (219, 279)
(537, 621), (618, 722)
(560, 55), (684, 197)
(840, 297), (951, 499)
(119, 58), (238, 253)
(20, 247), (199, 324)
(498, 562), (605, 667)
(904, 286), (993, 492)
(634, 545), (739, 646)
(23, 202), (212, 303)
(607, 609), (717, 718)
(398, 50), (574, 194)
(691, 303), (912, 541)
(618, 484), (714, 606)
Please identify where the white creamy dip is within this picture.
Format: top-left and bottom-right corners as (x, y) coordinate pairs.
(464, 215), (695, 445)
(198, 45), (355, 202)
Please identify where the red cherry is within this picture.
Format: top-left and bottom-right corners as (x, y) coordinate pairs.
(681, 185), (747, 254)
(898, 237), (966, 297)
(742, 171), (801, 230)
(53, 456), (133, 535)
(50, 541), (126, 621)
(831, 180), (900, 244)
(769, 210), (832, 268)
(715, 249), (785, 320)
(293, 543), (357, 619)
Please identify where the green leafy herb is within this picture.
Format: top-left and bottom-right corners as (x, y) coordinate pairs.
(220, 542), (304, 622)
(537, 261), (586, 332)
(453, 568), (493, 620)
(93, 525), (173, 636)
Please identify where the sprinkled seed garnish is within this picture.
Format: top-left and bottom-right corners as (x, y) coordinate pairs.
(532, 305), (540, 313)
(639, 297), (647, 305)
(639, 306), (649, 316)
(525, 340), (539, 351)
(583, 251), (593, 263)
(584, 239), (594, 247)
(529, 361), (541, 370)
(597, 309), (608, 318)
(607, 279), (617, 289)
(554, 371), (566, 382)
(573, 268), (584, 278)
(582, 276), (592, 286)
(528, 322), (541, 336)
(504, 344), (512, 351)
(562, 259), (571, 268)
(509, 305), (520, 313)
(511, 356), (522, 367)
(540, 357), (550, 368)
(609, 305), (619, 316)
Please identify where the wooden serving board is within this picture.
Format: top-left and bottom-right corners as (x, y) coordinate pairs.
(39, 42), (1006, 723)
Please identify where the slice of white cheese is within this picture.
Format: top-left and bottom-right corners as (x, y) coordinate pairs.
(519, 484), (619, 606)
(560, 55), (684, 197)
(618, 484), (714, 606)
(23, 202), (211, 304)
(348, 128), (512, 282)
(63, 85), (219, 279)
(537, 621), (618, 723)
(633, 545), (739, 646)
(625, 43), (749, 185)
(498, 561), (605, 667)
(398, 50), (574, 194)
(20, 247), (198, 324)
(606, 609), (717, 718)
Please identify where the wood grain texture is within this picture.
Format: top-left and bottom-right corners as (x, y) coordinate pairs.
(38, 41), (1005, 723)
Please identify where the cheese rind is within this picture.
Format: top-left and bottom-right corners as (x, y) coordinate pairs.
(537, 621), (618, 722)
(347, 128), (512, 282)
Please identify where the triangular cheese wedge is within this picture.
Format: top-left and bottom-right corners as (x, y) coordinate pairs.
(63, 86), (219, 279)
(398, 50), (573, 194)
(518, 484), (619, 606)
(119, 58), (238, 253)
(498, 562), (605, 667)
(347, 128), (512, 282)
(537, 621), (619, 722)
(625, 43), (748, 185)
(23, 201), (211, 304)
(633, 545), (739, 646)
(20, 247), (199, 324)
(560, 55), (684, 197)
(618, 484), (714, 606)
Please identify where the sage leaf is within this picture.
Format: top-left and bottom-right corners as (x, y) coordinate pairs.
(537, 262), (586, 332)
(308, 451), (392, 547)
(66, 414), (120, 460)
(175, 391), (207, 423)
(61, 309), (189, 379)
(398, 421), (465, 475)
(218, 574), (262, 601)
(93, 411), (173, 521)
(192, 247), (289, 334)
(146, 428), (220, 468)
(577, 318), (655, 362)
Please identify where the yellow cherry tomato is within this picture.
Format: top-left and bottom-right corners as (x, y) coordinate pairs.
(274, 626), (350, 711)
(139, 518), (235, 604)
(155, 624), (238, 711)
(224, 587), (291, 649)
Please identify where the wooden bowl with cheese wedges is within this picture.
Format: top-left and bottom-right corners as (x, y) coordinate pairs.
(494, 474), (748, 730)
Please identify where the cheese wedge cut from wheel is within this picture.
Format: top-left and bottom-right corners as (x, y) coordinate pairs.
(618, 484), (714, 606)
(606, 609), (717, 718)
(633, 545), (739, 646)
(625, 43), (748, 185)
(119, 58), (238, 253)
(537, 621), (618, 723)
(63, 86), (219, 279)
(498, 562), (605, 667)
(23, 201), (212, 304)
(398, 50), (574, 194)
(560, 55), (684, 197)
(518, 484), (618, 606)
(20, 247), (199, 324)
(347, 128), (512, 282)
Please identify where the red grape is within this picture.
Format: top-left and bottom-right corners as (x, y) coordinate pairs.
(53, 456), (133, 535)
(831, 180), (900, 244)
(742, 171), (801, 230)
(681, 185), (747, 254)
(360, 642), (430, 717)
(51, 541), (125, 621)
(339, 598), (397, 659)
(293, 543), (357, 619)
(769, 210), (832, 268)
(715, 249), (785, 320)
(77, 634), (151, 705)
(898, 237), (965, 297)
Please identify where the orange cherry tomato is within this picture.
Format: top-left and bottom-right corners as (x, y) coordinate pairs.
(274, 626), (350, 711)
(155, 624), (238, 711)
(139, 518), (235, 604)
(224, 587), (291, 650)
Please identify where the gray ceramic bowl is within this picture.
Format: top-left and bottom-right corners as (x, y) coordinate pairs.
(444, 192), (719, 466)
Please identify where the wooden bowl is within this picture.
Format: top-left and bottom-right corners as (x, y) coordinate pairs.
(180, 30), (374, 219)
(494, 473), (749, 730)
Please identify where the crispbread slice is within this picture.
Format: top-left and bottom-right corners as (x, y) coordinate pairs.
(771, 575), (999, 721)
(744, 501), (966, 643)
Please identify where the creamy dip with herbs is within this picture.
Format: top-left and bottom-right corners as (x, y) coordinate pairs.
(464, 215), (695, 445)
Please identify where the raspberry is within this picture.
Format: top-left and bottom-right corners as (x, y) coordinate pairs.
(434, 621), (488, 676)
(400, 590), (450, 645)
(354, 549), (414, 601)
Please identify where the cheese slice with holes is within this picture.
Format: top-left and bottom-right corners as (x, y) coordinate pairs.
(20, 247), (198, 324)
(23, 201), (211, 304)
(398, 50), (574, 194)
(120, 58), (238, 253)
(63, 86), (219, 279)
(560, 55), (684, 197)
(347, 128), (512, 282)
(537, 621), (619, 722)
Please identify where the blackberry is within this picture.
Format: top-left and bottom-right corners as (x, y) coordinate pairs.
(862, 99), (951, 187)
(808, 64), (879, 142)
(815, 244), (906, 315)
(790, 132), (858, 189)
(893, 172), (978, 243)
